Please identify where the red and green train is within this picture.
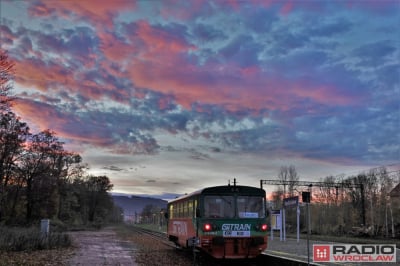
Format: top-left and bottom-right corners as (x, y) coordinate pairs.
(166, 183), (268, 259)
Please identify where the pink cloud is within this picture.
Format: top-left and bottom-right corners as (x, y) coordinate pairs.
(14, 59), (62, 92)
(113, 20), (360, 113)
(14, 55), (131, 105)
(291, 78), (364, 106)
(221, 0), (277, 11)
(129, 53), (362, 114)
(13, 37), (360, 119)
(28, 0), (136, 29)
(158, 0), (207, 20)
(28, 2), (54, 17)
(99, 32), (136, 63)
(132, 20), (197, 59)
(13, 98), (69, 132)
(12, 3), (365, 118)
(129, 57), (267, 111)
(13, 98), (113, 146)
(0, 25), (16, 46)
(280, 1), (294, 15)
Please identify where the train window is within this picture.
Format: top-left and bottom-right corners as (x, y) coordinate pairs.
(237, 196), (265, 218)
(194, 199), (199, 218)
(188, 200), (193, 217)
(183, 201), (188, 218)
(204, 196), (234, 218)
(169, 205), (174, 219)
(178, 202), (182, 218)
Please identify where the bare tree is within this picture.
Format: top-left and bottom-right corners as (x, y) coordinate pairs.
(278, 165), (299, 197)
(19, 130), (65, 222)
(0, 49), (14, 112)
(85, 175), (113, 223)
(0, 112), (30, 221)
(366, 169), (379, 235)
(377, 167), (394, 237)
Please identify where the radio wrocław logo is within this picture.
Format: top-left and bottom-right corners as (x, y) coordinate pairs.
(313, 244), (396, 263)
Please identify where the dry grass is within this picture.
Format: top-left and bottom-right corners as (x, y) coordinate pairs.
(0, 226), (75, 266)
(0, 247), (75, 266)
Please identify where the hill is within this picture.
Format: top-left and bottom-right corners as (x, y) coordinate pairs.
(112, 195), (167, 222)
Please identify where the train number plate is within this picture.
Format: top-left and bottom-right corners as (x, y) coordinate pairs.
(223, 230), (250, 237)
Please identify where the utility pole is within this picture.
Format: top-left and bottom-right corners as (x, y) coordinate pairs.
(302, 191), (311, 266)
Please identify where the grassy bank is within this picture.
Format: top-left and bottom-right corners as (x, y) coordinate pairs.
(0, 226), (71, 251)
(0, 226), (73, 266)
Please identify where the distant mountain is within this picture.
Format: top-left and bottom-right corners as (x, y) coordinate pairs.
(112, 195), (167, 222)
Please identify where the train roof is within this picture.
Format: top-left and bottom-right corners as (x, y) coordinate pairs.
(168, 185), (265, 203)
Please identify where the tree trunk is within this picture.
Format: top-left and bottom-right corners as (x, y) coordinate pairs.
(26, 178), (33, 222)
(389, 199), (395, 238)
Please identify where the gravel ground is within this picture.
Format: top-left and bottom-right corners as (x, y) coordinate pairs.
(67, 228), (137, 265)
(115, 227), (193, 266)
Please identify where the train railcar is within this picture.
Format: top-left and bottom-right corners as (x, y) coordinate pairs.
(166, 182), (268, 259)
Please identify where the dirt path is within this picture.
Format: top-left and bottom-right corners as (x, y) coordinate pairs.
(66, 227), (137, 266)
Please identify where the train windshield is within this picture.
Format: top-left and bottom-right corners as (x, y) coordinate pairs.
(204, 196), (235, 218)
(204, 195), (265, 218)
(237, 196), (265, 218)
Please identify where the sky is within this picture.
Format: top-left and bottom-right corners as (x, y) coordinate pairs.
(1, 0), (399, 199)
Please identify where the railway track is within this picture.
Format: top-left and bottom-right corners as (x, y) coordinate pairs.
(124, 225), (399, 265)
(128, 225), (173, 247)
(129, 225), (319, 266)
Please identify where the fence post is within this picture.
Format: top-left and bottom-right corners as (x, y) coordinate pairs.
(41, 219), (50, 236)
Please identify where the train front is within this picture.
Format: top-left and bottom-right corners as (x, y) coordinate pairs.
(197, 186), (268, 259)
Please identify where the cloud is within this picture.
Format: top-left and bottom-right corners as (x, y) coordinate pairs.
(37, 26), (98, 59)
(353, 40), (396, 68)
(7, 2), (373, 120)
(2, 0), (399, 197)
(191, 23), (227, 43)
(290, 106), (400, 163)
(13, 97), (161, 154)
(27, 0), (137, 29)
(103, 165), (124, 171)
(98, 31), (135, 62)
(0, 24), (16, 46)
(308, 17), (352, 37)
